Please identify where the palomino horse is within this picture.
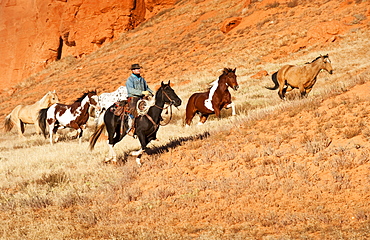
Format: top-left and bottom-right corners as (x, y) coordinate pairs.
(38, 90), (99, 145)
(4, 90), (59, 138)
(89, 81), (181, 166)
(266, 54), (333, 99)
(185, 68), (239, 126)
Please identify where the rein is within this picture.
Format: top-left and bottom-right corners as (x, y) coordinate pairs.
(142, 85), (176, 136)
(154, 86), (177, 126)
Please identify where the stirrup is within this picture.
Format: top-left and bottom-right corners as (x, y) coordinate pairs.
(127, 128), (135, 137)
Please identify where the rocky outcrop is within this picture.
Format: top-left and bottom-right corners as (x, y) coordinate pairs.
(0, 0), (174, 90)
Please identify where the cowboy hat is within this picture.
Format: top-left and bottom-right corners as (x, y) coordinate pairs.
(131, 63), (142, 70)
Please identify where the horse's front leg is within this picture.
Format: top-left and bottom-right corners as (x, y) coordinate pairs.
(77, 128), (83, 144)
(49, 123), (55, 145)
(198, 114), (209, 125)
(214, 107), (222, 119)
(131, 148), (143, 167)
(12, 117), (26, 138)
(185, 109), (196, 126)
(33, 115), (42, 135)
(226, 102), (236, 116)
(298, 85), (307, 98)
(17, 121), (26, 139)
(131, 133), (148, 166)
(105, 142), (117, 164)
(305, 87), (313, 97)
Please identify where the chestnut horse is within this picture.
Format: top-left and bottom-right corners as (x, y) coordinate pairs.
(185, 68), (239, 126)
(38, 90), (99, 145)
(266, 54), (333, 99)
(4, 90), (59, 138)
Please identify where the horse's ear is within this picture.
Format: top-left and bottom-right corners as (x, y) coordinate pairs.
(233, 68), (236, 73)
(168, 80), (171, 85)
(161, 81), (164, 86)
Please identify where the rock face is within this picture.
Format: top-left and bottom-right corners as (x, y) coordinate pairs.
(0, 0), (174, 89)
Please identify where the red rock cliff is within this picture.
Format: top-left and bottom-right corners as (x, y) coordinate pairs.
(0, 0), (174, 90)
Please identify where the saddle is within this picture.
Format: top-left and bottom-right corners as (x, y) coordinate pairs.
(110, 100), (129, 118)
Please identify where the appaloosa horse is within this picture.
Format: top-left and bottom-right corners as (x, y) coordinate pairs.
(265, 54), (333, 99)
(185, 68), (239, 126)
(89, 81), (181, 166)
(4, 91), (59, 138)
(38, 90), (99, 145)
(95, 86), (128, 118)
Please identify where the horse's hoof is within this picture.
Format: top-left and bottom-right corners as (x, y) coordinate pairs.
(136, 158), (142, 167)
(131, 150), (142, 156)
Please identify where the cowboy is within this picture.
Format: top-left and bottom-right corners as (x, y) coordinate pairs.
(126, 63), (154, 136)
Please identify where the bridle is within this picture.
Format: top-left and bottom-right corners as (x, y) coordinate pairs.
(138, 85), (179, 138)
(153, 85), (178, 126)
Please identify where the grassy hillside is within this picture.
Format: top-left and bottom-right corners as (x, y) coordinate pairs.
(1, 0), (370, 239)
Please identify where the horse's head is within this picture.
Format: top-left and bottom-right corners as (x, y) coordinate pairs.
(46, 90), (59, 105)
(157, 81), (182, 107)
(87, 90), (101, 111)
(222, 68), (239, 91)
(321, 54), (333, 74)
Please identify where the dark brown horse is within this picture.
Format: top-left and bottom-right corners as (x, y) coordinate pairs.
(266, 54), (333, 99)
(185, 68), (239, 126)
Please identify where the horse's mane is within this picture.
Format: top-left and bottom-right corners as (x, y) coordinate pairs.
(306, 54), (329, 64)
(155, 83), (168, 98)
(206, 68), (234, 91)
(76, 91), (96, 102)
(223, 68), (234, 73)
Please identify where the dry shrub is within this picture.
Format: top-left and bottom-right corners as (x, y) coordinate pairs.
(153, 186), (176, 200)
(354, 209), (369, 221)
(260, 210), (279, 227)
(35, 171), (69, 187)
(123, 186), (142, 202)
(302, 132), (332, 154)
(330, 147), (358, 170)
(266, 1), (280, 9)
(342, 125), (362, 139)
(22, 195), (53, 209)
(287, 0), (299, 8)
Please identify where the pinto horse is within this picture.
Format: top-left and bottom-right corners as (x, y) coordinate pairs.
(185, 68), (239, 126)
(266, 54), (333, 99)
(38, 90), (99, 145)
(89, 81), (181, 166)
(4, 91), (59, 138)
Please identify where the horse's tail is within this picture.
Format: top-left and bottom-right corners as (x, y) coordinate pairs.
(89, 121), (105, 151)
(38, 108), (48, 138)
(265, 71), (279, 90)
(4, 114), (14, 132)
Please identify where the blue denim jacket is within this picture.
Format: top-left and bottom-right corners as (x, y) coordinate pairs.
(126, 73), (153, 97)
